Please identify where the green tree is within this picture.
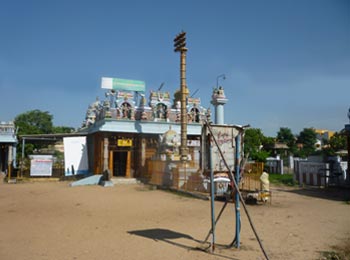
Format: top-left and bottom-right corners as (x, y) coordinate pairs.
(244, 128), (270, 162)
(323, 132), (347, 156)
(15, 109), (54, 135)
(276, 127), (297, 154)
(261, 136), (275, 155)
(53, 126), (75, 133)
(296, 128), (317, 157)
(15, 110), (54, 156)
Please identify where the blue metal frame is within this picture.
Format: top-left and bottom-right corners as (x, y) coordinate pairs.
(209, 135), (216, 252)
(234, 134), (241, 248)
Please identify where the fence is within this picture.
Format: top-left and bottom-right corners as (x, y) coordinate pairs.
(240, 162), (264, 191)
(144, 160), (266, 195)
(266, 158), (284, 174)
(16, 159), (65, 179)
(294, 160), (329, 186)
(294, 159), (348, 187)
(145, 160), (208, 193)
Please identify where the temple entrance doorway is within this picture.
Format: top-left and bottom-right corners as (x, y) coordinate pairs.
(113, 151), (127, 177)
(0, 145), (7, 172)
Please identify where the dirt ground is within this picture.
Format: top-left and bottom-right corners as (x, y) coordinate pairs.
(0, 179), (349, 260)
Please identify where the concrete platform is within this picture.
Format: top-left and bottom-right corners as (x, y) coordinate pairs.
(70, 175), (102, 187)
(111, 178), (140, 185)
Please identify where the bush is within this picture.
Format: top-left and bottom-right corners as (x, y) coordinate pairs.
(269, 174), (296, 186)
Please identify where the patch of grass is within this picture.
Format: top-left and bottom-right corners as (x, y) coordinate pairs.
(343, 198), (350, 205)
(269, 173), (296, 186)
(320, 249), (350, 260)
(319, 239), (350, 260)
(320, 250), (341, 260)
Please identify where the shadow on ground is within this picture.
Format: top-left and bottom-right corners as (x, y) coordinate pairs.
(279, 186), (350, 202)
(128, 228), (239, 260)
(128, 228), (194, 242)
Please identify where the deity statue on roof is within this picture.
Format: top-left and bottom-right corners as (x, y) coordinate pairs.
(212, 86), (226, 99)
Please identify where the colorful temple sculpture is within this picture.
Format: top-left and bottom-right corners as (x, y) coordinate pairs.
(81, 88), (209, 128)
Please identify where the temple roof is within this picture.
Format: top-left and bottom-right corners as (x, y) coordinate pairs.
(82, 118), (203, 135)
(0, 121), (17, 143)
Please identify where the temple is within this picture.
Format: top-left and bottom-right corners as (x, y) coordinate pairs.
(78, 81), (217, 182)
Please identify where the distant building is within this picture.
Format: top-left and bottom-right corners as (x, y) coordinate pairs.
(314, 129), (335, 150)
(314, 129), (335, 141)
(0, 121), (17, 174)
(271, 142), (289, 156)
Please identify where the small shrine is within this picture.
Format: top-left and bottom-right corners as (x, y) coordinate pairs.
(157, 126), (180, 161)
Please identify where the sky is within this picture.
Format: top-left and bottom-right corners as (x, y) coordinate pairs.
(0, 0), (349, 137)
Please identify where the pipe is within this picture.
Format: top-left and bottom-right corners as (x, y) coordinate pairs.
(21, 138), (25, 178)
(347, 131), (350, 184)
(203, 200), (227, 244)
(209, 134), (216, 252)
(7, 145), (12, 181)
(234, 134), (241, 248)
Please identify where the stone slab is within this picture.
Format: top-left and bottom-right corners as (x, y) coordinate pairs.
(70, 175), (102, 187)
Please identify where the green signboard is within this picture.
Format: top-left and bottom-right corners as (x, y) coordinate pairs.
(101, 77), (145, 92)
